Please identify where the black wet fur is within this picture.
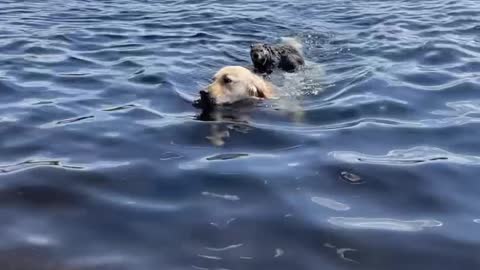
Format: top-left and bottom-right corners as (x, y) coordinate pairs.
(250, 43), (305, 75)
(193, 90), (216, 111)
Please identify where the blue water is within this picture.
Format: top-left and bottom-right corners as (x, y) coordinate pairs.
(1, 0), (480, 269)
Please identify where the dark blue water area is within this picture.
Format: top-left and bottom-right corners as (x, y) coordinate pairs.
(0, 0), (480, 269)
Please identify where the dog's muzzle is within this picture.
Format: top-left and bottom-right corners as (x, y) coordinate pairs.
(251, 51), (267, 66)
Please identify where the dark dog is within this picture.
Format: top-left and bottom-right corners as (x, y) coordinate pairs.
(250, 40), (305, 75)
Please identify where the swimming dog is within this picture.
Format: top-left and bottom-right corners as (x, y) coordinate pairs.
(193, 66), (274, 108)
(250, 40), (305, 75)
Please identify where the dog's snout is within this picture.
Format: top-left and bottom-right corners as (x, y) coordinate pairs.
(253, 52), (260, 59)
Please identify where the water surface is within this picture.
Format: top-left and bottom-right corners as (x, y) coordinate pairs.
(1, 0), (480, 269)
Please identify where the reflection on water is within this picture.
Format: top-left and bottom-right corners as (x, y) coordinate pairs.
(0, 159), (83, 174)
(328, 217), (443, 232)
(311, 196), (351, 211)
(324, 243), (359, 264)
(1, 0), (480, 269)
(201, 191), (240, 201)
(332, 146), (480, 165)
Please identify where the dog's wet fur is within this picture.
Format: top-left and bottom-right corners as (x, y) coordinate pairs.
(250, 40), (305, 75)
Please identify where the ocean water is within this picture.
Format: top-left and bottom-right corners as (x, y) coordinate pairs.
(1, 0), (480, 269)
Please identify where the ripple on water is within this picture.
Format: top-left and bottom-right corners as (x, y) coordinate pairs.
(311, 196), (350, 211)
(399, 71), (458, 87)
(56, 115), (95, 125)
(331, 146), (480, 166)
(328, 217), (443, 232)
(0, 159), (82, 174)
(201, 191), (240, 201)
(178, 153), (275, 170)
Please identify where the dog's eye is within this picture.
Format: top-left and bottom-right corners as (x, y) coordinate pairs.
(223, 76), (232, 84)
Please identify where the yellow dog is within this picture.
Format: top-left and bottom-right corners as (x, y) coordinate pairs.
(204, 66), (274, 105)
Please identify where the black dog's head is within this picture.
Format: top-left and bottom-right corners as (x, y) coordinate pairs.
(193, 90), (216, 111)
(250, 43), (271, 67)
(193, 90), (217, 121)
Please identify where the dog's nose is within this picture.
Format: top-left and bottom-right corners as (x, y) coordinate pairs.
(253, 53), (259, 59)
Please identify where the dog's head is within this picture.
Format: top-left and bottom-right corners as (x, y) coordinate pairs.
(250, 43), (271, 67)
(198, 66), (273, 106)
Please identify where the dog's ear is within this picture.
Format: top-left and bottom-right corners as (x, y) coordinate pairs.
(248, 77), (273, 98)
(250, 44), (254, 49)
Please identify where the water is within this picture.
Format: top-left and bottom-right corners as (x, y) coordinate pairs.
(1, 0), (480, 269)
